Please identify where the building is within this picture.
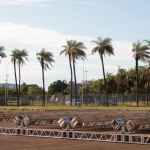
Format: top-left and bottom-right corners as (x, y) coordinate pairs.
(67, 80), (90, 95)
(0, 83), (17, 89)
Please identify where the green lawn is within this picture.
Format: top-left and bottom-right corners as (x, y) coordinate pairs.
(0, 105), (150, 111)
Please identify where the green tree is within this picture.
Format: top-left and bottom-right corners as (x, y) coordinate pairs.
(0, 87), (5, 95)
(10, 49), (19, 106)
(89, 79), (102, 94)
(20, 82), (28, 95)
(125, 68), (136, 94)
(63, 86), (70, 95)
(27, 85), (43, 96)
(91, 37), (114, 106)
(8, 89), (17, 95)
(48, 80), (67, 95)
(116, 68), (126, 95)
(132, 40), (150, 106)
(106, 72), (117, 94)
(141, 67), (150, 106)
(0, 87), (17, 95)
(78, 85), (90, 95)
(36, 49), (55, 106)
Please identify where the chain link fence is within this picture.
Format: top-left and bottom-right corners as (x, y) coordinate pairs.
(0, 94), (149, 106)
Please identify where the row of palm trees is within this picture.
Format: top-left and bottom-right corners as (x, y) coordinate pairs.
(0, 48), (54, 106)
(88, 66), (150, 106)
(10, 49), (28, 105)
(60, 38), (114, 106)
(60, 38), (150, 107)
(1, 37), (150, 107)
(60, 40), (86, 106)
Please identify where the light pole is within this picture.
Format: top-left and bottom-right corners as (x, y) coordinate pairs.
(117, 66), (121, 102)
(6, 75), (9, 97)
(82, 61), (84, 104)
(82, 54), (92, 104)
(5, 62), (11, 106)
(85, 71), (88, 103)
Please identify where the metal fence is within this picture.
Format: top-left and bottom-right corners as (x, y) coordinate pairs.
(0, 94), (149, 106)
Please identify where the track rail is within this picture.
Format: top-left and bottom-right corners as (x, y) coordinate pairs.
(0, 127), (150, 145)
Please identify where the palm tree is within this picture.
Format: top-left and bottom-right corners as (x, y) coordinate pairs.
(144, 40), (150, 106)
(132, 40), (150, 106)
(143, 66), (150, 106)
(71, 41), (86, 105)
(60, 40), (74, 106)
(10, 49), (19, 106)
(37, 49), (54, 106)
(89, 79), (102, 94)
(0, 46), (6, 62)
(116, 68), (126, 100)
(106, 72), (115, 93)
(15, 49), (28, 101)
(125, 68), (136, 94)
(91, 37), (114, 107)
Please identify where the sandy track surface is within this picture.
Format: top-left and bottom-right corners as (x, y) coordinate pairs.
(0, 135), (149, 150)
(0, 110), (150, 150)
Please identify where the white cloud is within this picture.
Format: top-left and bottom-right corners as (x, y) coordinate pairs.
(112, 41), (133, 60)
(0, 22), (94, 56)
(0, 22), (133, 60)
(0, 22), (137, 88)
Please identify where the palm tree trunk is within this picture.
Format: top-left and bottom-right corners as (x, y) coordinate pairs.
(14, 59), (19, 106)
(100, 54), (108, 107)
(146, 78), (150, 106)
(18, 64), (21, 104)
(117, 82), (119, 101)
(69, 55), (73, 106)
(73, 58), (77, 106)
(41, 58), (45, 106)
(136, 58), (139, 106)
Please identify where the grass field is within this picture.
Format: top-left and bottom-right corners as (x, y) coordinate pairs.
(0, 105), (150, 111)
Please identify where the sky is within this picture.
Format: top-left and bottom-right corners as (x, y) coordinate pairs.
(0, 0), (150, 90)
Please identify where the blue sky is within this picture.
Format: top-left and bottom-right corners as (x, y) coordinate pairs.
(0, 0), (150, 89)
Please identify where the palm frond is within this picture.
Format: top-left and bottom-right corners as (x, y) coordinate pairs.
(91, 37), (114, 58)
(37, 49), (55, 71)
(0, 46), (7, 59)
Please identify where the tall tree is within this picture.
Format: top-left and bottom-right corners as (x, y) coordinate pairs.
(15, 49), (28, 101)
(27, 85), (43, 96)
(71, 41), (86, 105)
(91, 37), (114, 107)
(0, 46), (6, 63)
(106, 72), (117, 94)
(125, 68), (135, 94)
(48, 80), (67, 95)
(144, 40), (150, 106)
(116, 68), (126, 97)
(36, 49), (54, 106)
(132, 40), (150, 106)
(89, 79), (103, 94)
(20, 82), (28, 95)
(60, 40), (74, 106)
(10, 49), (19, 106)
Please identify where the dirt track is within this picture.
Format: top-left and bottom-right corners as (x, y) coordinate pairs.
(0, 134), (149, 150)
(0, 110), (150, 150)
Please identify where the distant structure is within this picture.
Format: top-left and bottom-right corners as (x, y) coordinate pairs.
(0, 83), (17, 89)
(63, 79), (67, 84)
(66, 80), (90, 95)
